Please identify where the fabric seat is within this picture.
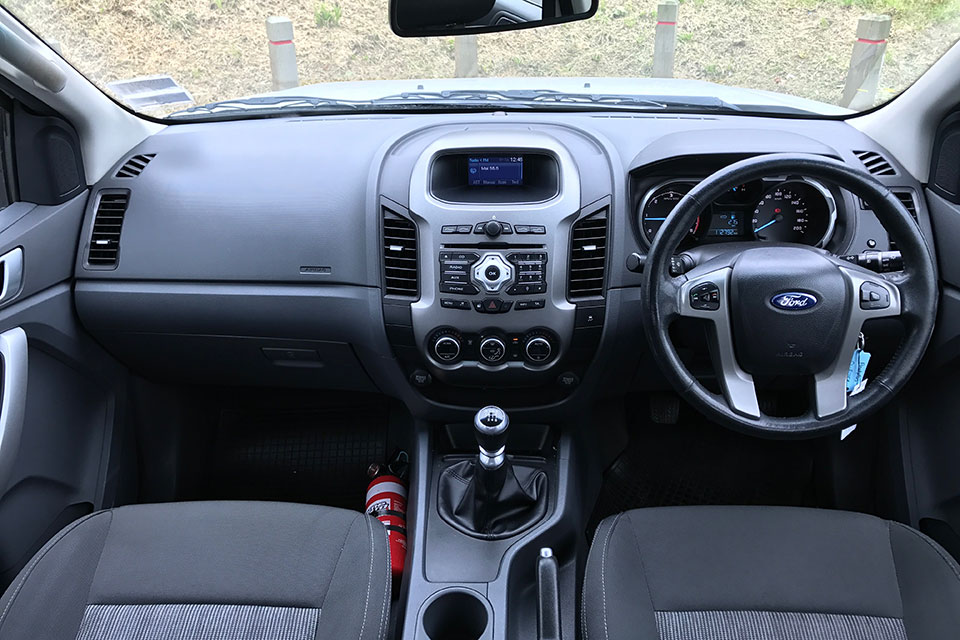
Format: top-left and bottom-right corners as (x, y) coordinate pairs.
(0, 501), (391, 640)
(582, 506), (960, 640)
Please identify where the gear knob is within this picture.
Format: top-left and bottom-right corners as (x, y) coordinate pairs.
(474, 405), (509, 469)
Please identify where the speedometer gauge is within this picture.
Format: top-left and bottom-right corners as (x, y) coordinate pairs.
(640, 183), (699, 242)
(751, 180), (836, 246)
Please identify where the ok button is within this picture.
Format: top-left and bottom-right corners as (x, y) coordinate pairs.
(485, 265), (501, 281)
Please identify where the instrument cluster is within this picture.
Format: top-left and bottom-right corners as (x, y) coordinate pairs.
(638, 178), (838, 247)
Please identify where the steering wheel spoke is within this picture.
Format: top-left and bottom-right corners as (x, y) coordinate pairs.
(678, 267), (761, 419)
(811, 267), (902, 418)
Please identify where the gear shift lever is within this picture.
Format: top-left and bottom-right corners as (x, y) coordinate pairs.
(437, 404), (548, 540)
(474, 405), (509, 470)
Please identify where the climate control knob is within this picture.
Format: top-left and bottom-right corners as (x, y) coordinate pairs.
(431, 331), (462, 363)
(523, 333), (554, 364)
(479, 336), (507, 364)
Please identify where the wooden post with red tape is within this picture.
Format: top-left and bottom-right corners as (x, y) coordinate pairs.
(841, 15), (892, 110)
(653, 0), (678, 79)
(455, 35), (479, 78)
(266, 16), (299, 92)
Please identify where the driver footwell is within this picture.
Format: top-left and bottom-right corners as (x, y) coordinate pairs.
(587, 402), (824, 536)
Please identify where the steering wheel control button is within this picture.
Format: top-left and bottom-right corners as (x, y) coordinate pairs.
(689, 283), (721, 311)
(480, 337), (507, 363)
(472, 254), (514, 293)
(859, 282), (890, 310)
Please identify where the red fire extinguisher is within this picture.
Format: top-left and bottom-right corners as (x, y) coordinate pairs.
(365, 451), (408, 584)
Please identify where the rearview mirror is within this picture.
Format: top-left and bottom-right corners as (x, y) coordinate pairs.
(390, 0), (598, 37)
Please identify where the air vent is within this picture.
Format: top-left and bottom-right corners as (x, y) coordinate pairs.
(115, 153), (156, 178)
(383, 208), (418, 297)
(854, 150), (896, 176)
(87, 191), (129, 267)
(568, 210), (608, 299)
(892, 190), (918, 220)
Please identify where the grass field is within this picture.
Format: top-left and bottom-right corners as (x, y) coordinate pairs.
(4, 0), (959, 111)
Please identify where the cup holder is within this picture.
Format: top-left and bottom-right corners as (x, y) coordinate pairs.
(421, 588), (490, 640)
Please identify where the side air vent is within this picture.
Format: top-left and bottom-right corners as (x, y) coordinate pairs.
(892, 190), (918, 220)
(87, 191), (130, 267)
(568, 210), (608, 299)
(383, 209), (418, 297)
(854, 150), (896, 176)
(115, 153), (156, 178)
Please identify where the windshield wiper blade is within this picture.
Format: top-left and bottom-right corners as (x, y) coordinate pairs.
(170, 89), (745, 119)
(371, 89), (742, 111)
(169, 92), (532, 118)
(529, 91), (742, 111)
(169, 95), (365, 118)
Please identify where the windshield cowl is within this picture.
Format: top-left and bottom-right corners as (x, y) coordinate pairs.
(170, 77), (851, 120)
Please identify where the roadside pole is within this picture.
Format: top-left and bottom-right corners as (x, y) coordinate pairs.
(266, 16), (299, 91)
(652, 0), (678, 78)
(840, 15), (891, 110)
(455, 35), (479, 78)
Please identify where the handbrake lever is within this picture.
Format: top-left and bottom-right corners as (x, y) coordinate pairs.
(537, 547), (561, 640)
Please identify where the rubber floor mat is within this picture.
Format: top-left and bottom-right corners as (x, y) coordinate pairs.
(587, 414), (819, 537)
(197, 405), (389, 510)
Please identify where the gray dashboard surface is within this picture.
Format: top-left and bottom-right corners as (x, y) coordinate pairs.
(72, 110), (929, 412)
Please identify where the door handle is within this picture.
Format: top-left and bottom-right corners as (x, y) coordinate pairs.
(0, 247), (23, 307)
(0, 327), (27, 492)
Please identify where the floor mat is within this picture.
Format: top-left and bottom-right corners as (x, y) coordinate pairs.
(194, 404), (389, 510)
(587, 412), (820, 537)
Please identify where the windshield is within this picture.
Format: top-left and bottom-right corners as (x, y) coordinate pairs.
(3, 0), (958, 118)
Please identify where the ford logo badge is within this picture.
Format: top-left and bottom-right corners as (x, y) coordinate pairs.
(771, 292), (818, 310)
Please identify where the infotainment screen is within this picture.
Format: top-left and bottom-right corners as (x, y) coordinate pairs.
(467, 156), (524, 186)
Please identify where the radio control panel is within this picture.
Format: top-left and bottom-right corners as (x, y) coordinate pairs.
(438, 250), (548, 309)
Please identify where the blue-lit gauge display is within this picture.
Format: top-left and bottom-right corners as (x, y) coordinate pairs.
(639, 183), (699, 242)
(751, 180), (836, 246)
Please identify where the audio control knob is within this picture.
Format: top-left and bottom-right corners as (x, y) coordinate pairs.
(431, 331), (462, 363)
(479, 336), (507, 364)
(483, 220), (503, 238)
(524, 333), (554, 364)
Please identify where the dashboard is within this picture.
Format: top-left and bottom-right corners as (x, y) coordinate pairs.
(69, 110), (932, 418)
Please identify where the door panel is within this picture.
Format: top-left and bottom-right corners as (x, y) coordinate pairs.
(0, 97), (131, 589)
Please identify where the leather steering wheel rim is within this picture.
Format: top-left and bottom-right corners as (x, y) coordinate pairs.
(640, 153), (938, 438)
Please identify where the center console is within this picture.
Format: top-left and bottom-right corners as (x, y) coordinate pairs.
(383, 130), (608, 404)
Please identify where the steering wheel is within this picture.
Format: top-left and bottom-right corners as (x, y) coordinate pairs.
(641, 154), (938, 437)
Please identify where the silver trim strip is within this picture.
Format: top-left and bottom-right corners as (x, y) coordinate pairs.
(812, 267), (901, 418)
(0, 327), (27, 492)
(0, 247), (24, 307)
(678, 267), (761, 419)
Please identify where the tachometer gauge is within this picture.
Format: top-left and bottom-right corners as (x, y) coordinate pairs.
(751, 180), (836, 246)
(640, 183), (699, 242)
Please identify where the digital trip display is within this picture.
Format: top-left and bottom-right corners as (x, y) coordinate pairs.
(468, 156), (524, 186)
(706, 209), (745, 237)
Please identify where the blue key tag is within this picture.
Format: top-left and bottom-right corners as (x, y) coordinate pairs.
(842, 335), (870, 441)
(846, 334), (871, 395)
